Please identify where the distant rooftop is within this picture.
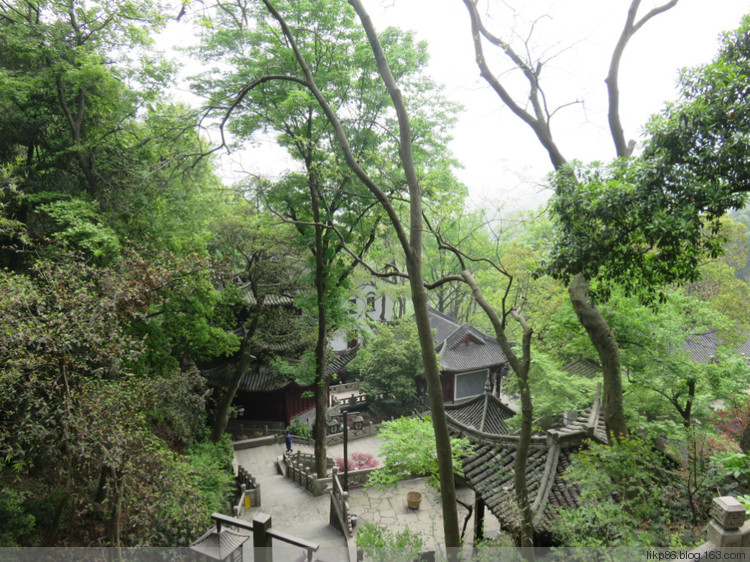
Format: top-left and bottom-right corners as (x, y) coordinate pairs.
(428, 308), (508, 372)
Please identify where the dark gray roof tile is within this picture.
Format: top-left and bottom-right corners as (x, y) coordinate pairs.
(428, 309), (508, 372)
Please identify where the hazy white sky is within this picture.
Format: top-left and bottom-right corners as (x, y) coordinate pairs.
(162, 0), (749, 212)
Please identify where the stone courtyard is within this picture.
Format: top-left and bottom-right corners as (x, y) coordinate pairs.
(233, 434), (501, 560)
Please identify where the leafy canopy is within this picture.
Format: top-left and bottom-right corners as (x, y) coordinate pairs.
(367, 416), (473, 490)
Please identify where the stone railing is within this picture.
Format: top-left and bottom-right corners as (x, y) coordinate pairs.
(233, 433), (282, 450)
(326, 421), (380, 446)
(283, 451), (379, 497)
(329, 468), (354, 538)
(691, 496), (750, 554)
(285, 450), (334, 471)
(285, 456), (332, 496)
(331, 393), (369, 409)
(285, 421), (381, 447)
(233, 466), (261, 516)
(339, 465), (379, 490)
(330, 380), (361, 395)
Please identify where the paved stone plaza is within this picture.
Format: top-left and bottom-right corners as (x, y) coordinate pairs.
(233, 435), (501, 561)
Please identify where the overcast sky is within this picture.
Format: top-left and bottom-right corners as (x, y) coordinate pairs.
(162, 0), (749, 212)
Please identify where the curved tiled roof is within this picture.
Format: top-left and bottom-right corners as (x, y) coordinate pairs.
(562, 358), (601, 379)
(445, 392), (516, 435)
(203, 347), (359, 392)
(458, 385), (607, 544)
(463, 441), (583, 539)
(242, 292), (297, 307)
(428, 308), (508, 372)
(683, 330), (720, 363)
(204, 363), (290, 392)
(682, 329), (750, 364)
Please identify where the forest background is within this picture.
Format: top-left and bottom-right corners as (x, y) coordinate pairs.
(2, 0), (750, 549)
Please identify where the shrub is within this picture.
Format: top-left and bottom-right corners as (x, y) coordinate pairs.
(0, 488), (35, 546)
(287, 418), (312, 439)
(366, 416), (472, 490)
(334, 452), (379, 472)
(355, 521), (424, 562)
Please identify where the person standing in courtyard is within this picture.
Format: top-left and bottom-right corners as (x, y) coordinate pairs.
(285, 430), (292, 453)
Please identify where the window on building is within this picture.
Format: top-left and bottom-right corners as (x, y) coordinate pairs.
(454, 369), (488, 401)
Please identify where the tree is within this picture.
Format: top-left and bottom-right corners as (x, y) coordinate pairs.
(458, 0), (696, 442)
(194, 0), (457, 475)
(367, 416), (473, 491)
(354, 319), (424, 409)
(0, 0), (225, 274)
(206, 0), (466, 548)
(642, 14), (750, 203)
(0, 0), (171, 201)
(207, 202), (313, 442)
(0, 254), (230, 545)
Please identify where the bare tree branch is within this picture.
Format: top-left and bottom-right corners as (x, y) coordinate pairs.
(460, 0), (567, 169)
(606, 0), (679, 157)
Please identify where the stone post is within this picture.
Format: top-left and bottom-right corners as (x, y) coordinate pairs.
(707, 496), (750, 547)
(253, 512), (273, 562)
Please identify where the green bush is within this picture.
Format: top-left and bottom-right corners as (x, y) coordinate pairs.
(355, 521), (424, 562)
(188, 436), (235, 513)
(142, 436), (235, 546)
(366, 416), (472, 490)
(287, 418), (312, 439)
(551, 436), (715, 547)
(0, 488), (35, 546)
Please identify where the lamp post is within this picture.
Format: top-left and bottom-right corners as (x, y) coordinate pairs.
(342, 409), (349, 492)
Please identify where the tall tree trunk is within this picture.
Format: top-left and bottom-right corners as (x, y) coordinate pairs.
(741, 423), (750, 454)
(107, 466), (125, 546)
(313, 317), (329, 477)
(46, 361), (73, 545)
(568, 274), (628, 440)
(408, 261), (460, 549)
(310, 170), (330, 477)
(45, 464), (71, 546)
(515, 373), (534, 549)
(211, 316), (259, 442)
(94, 463), (107, 503)
(258, 0), (462, 546)
(463, 270), (535, 550)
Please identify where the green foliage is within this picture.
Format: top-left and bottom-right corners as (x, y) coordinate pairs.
(0, 252), (238, 545)
(354, 320), (424, 406)
(521, 352), (599, 425)
(287, 418), (313, 439)
(547, 159), (725, 305)
(736, 495), (750, 514)
(552, 436), (720, 547)
(355, 521), (424, 562)
(187, 437), (235, 514)
(643, 15), (750, 206)
(367, 416), (472, 490)
(0, 488), (35, 547)
(271, 350), (317, 387)
(712, 451), (750, 481)
(38, 198), (121, 264)
(541, 283), (750, 430)
(547, 14), (750, 305)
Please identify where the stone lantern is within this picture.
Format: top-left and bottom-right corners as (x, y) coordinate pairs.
(707, 496), (750, 547)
